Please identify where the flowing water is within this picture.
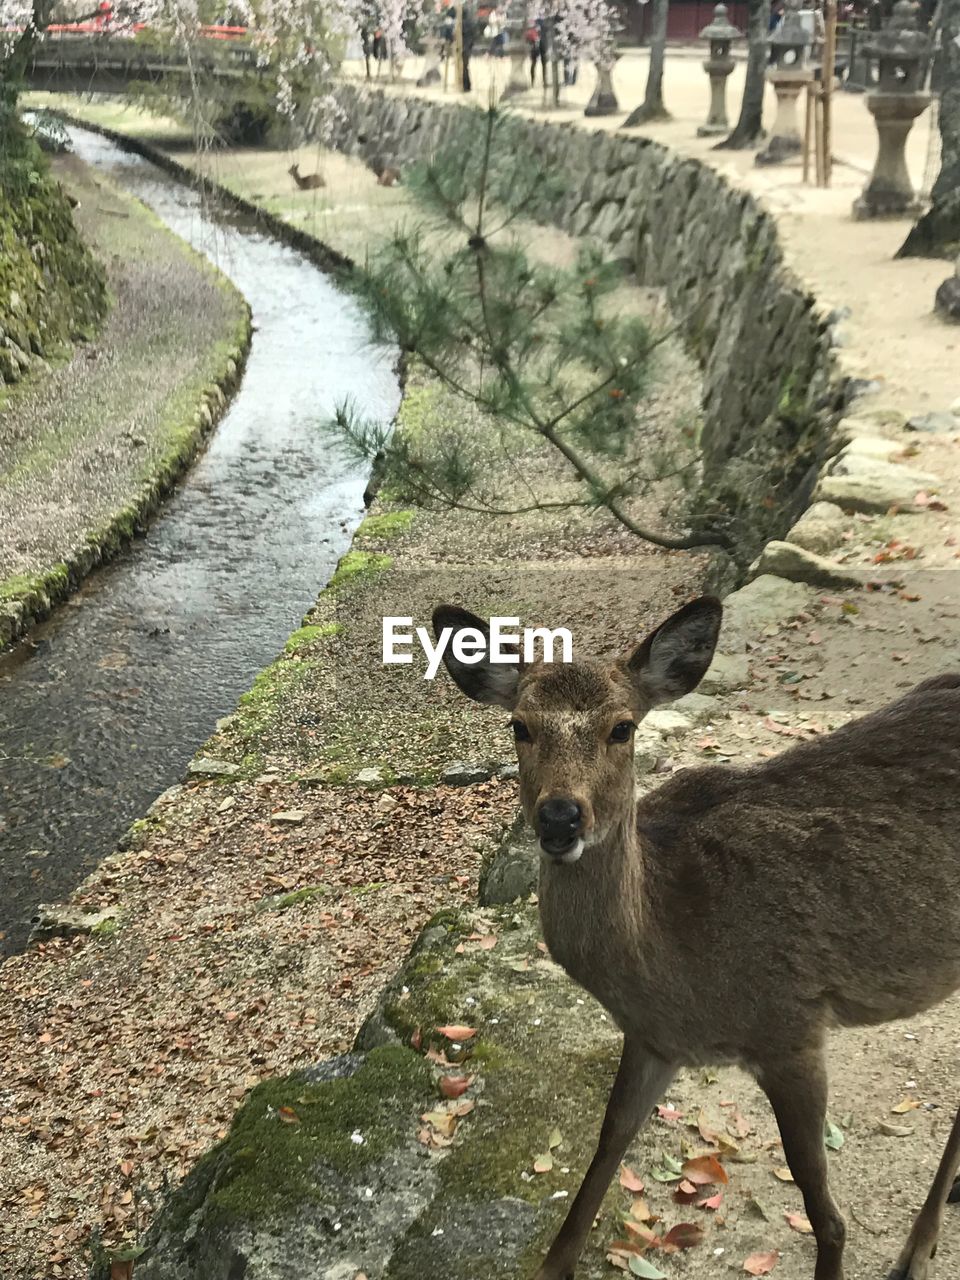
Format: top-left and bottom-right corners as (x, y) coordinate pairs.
(0, 128), (400, 955)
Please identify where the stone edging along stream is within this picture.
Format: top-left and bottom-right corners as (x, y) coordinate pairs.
(0, 145), (253, 651)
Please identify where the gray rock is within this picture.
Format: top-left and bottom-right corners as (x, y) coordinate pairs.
(480, 838), (539, 905)
(187, 757), (240, 779)
(441, 761), (493, 786)
(826, 452), (940, 489)
(644, 707), (693, 735)
(719, 575), (813, 652)
(785, 501), (850, 555)
(750, 541), (862, 590)
(498, 762), (520, 780)
(30, 905), (118, 943)
(269, 809), (307, 825)
(906, 411), (959, 434)
(670, 691), (718, 724)
(699, 651), (750, 695)
(633, 728), (664, 775)
(837, 434), (903, 461)
(815, 472), (932, 514)
(355, 767), (385, 785)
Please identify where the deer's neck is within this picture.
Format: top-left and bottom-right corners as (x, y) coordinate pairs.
(538, 810), (649, 1016)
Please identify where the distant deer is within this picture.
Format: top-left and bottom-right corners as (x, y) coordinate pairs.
(432, 596), (960, 1280)
(288, 163), (325, 190)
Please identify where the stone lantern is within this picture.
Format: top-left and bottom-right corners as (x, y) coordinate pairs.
(501, 0), (531, 98)
(697, 3), (742, 137)
(853, 0), (931, 219)
(757, 0), (812, 166)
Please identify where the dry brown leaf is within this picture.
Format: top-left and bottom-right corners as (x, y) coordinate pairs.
(619, 1164), (645, 1193)
(743, 1251), (779, 1275)
(682, 1154), (728, 1186)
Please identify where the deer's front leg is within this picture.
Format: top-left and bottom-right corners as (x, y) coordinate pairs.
(757, 1050), (846, 1280)
(533, 1037), (674, 1280)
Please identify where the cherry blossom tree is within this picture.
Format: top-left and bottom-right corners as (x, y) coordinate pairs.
(550, 0), (619, 113)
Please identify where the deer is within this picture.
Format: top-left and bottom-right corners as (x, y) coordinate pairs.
(288, 163), (325, 190)
(431, 595), (960, 1280)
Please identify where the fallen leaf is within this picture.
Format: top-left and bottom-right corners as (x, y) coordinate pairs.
(436, 1025), (476, 1041)
(278, 1106), (300, 1125)
(682, 1154), (728, 1186)
(548, 1127), (563, 1150)
(696, 1108), (720, 1144)
(674, 1178), (699, 1204)
(619, 1164), (645, 1193)
(892, 1097), (922, 1114)
(746, 1193), (771, 1220)
(823, 1119), (845, 1151)
(421, 1110), (457, 1137)
(478, 934), (497, 950)
(698, 1191), (723, 1211)
(628, 1258), (667, 1279)
(743, 1251), (779, 1275)
(533, 1153), (554, 1174)
(629, 1196), (654, 1223)
(878, 1120), (914, 1138)
(657, 1105), (684, 1123)
(662, 1222), (704, 1250)
(785, 1212), (813, 1234)
(438, 1074), (473, 1099)
(773, 1167), (794, 1182)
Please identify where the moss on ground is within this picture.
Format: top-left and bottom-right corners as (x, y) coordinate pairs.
(258, 885), (328, 911)
(356, 509), (416, 541)
(161, 1045), (431, 1233)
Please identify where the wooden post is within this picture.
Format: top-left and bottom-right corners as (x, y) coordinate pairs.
(803, 82), (813, 183)
(821, 0), (837, 185)
(455, 0), (464, 91)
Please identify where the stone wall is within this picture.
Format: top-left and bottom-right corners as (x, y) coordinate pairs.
(327, 87), (850, 561)
(0, 118), (107, 390)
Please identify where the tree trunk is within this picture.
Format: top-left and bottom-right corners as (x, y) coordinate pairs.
(621, 0), (670, 126)
(898, 0), (960, 257)
(715, 0), (770, 149)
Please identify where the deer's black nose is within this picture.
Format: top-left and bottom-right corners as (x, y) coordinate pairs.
(538, 798), (583, 842)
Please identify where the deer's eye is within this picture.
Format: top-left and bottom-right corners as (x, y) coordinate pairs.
(609, 720), (635, 743)
(510, 720), (532, 743)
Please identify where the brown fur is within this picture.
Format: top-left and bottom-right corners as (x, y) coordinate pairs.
(433, 599), (960, 1280)
(288, 163), (325, 190)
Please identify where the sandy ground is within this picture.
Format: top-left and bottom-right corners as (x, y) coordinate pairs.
(341, 46), (957, 418)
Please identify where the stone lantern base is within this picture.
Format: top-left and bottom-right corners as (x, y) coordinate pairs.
(756, 68), (812, 166)
(852, 91), (930, 220)
(697, 54), (736, 135)
(585, 64), (619, 116)
(935, 266), (960, 323)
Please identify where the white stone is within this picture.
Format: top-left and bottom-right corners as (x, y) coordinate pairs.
(644, 708), (693, 735)
(750, 541), (861, 589)
(699, 651), (750, 695)
(719, 575), (813, 652)
(188, 757), (240, 778)
(355, 767), (385, 785)
(838, 435), (903, 461)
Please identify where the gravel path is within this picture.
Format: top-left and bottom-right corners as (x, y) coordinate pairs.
(0, 149), (248, 595)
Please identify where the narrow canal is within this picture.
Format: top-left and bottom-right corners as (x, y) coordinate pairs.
(0, 127), (400, 955)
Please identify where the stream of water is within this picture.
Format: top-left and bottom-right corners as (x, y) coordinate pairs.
(0, 127), (400, 955)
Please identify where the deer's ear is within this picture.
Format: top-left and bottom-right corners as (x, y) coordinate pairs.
(623, 597), (722, 708)
(432, 605), (522, 710)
